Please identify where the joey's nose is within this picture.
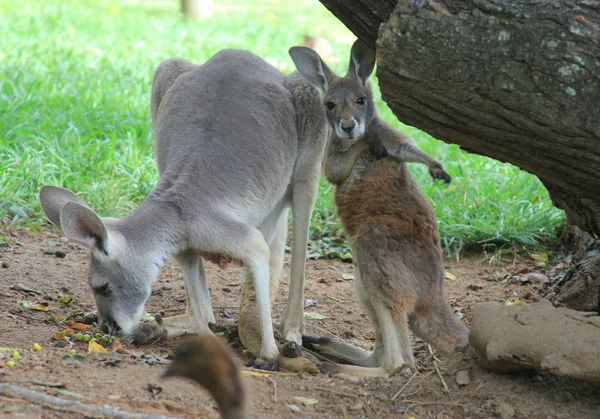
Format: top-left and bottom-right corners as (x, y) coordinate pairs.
(341, 121), (355, 133)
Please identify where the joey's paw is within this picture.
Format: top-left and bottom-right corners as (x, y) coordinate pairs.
(369, 140), (389, 161)
(129, 321), (168, 346)
(429, 165), (451, 184)
(244, 358), (280, 372)
(302, 335), (334, 350)
(281, 341), (302, 358)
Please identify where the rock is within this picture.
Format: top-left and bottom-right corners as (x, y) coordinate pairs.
(60, 237), (69, 243)
(342, 273), (354, 281)
(350, 403), (363, 411)
(455, 370), (470, 386)
(54, 250), (67, 258)
(467, 283), (484, 290)
(161, 283), (172, 291)
(521, 272), (548, 284)
(48, 240), (58, 247)
(495, 402), (515, 418)
(1, 262), (8, 268)
(469, 300), (600, 383)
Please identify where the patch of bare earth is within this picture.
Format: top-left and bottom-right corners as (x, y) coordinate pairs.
(0, 229), (599, 418)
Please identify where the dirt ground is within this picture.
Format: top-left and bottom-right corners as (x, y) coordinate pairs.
(1, 228), (599, 419)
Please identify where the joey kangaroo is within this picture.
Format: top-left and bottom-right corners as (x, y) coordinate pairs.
(163, 335), (247, 419)
(289, 41), (469, 376)
(39, 49), (331, 368)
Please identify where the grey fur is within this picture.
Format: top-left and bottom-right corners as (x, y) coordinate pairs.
(39, 49), (329, 362)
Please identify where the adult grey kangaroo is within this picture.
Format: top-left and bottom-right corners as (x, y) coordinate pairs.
(39, 49), (329, 367)
(290, 41), (469, 377)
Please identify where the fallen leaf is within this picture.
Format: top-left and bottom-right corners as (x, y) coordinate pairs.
(445, 272), (457, 281)
(293, 396), (318, 406)
(63, 321), (94, 331)
(20, 301), (52, 311)
(108, 394), (122, 400)
(530, 253), (548, 262)
(304, 312), (326, 320)
(112, 338), (128, 354)
(504, 297), (521, 306)
(87, 341), (107, 353)
(59, 295), (73, 305)
(241, 370), (270, 378)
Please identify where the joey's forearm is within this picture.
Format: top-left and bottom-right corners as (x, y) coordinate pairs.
(324, 141), (369, 184)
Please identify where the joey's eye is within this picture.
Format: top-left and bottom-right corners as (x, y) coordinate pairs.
(94, 283), (109, 295)
(325, 101), (336, 111)
(356, 97), (366, 105)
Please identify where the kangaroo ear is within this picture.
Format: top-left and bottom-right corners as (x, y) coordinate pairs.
(289, 46), (336, 92)
(348, 39), (376, 86)
(60, 202), (109, 255)
(39, 185), (91, 228)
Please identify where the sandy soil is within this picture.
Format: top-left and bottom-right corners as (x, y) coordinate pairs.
(0, 228), (599, 418)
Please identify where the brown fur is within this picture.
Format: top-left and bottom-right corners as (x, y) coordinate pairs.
(290, 40), (467, 374)
(162, 335), (246, 419)
(337, 157), (468, 354)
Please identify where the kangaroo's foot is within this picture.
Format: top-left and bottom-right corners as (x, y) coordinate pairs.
(129, 313), (200, 345)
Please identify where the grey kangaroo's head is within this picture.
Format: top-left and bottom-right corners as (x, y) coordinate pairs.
(289, 39), (376, 143)
(39, 186), (157, 336)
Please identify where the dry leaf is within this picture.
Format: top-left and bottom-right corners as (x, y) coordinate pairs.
(59, 295), (73, 304)
(87, 341), (107, 353)
(293, 396), (318, 406)
(64, 321), (94, 331)
(504, 297), (521, 306)
(241, 370), (270, 378)
(21, 301), (52, 311)
(304, 312), (326, 320)
(445, 272), (457, 281)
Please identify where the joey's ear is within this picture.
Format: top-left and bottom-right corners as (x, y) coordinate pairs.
(348, 39), (376, 86)
(289, 46), (336, 92)
(39, 185), (91, 228)
(60, 202), (109, 254)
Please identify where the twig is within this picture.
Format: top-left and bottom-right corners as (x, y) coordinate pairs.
(433, 361), (451, 399)
(391, 369), (419, 401)
(537, 276), (568, 300)
(8, 380), (65, 389)
(267, 377), (277, 402)
(240, 368), (298, 376)
(305, 323), (344, 340)
(0, 383), (178, 419)
(313, 386), (358, 399)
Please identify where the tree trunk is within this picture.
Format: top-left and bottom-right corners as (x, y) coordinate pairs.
(181, 0), (213, 20)
(319, 0), (600, 311)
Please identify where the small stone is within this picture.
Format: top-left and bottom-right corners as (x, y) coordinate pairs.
(222, 287), (231, 293)
(286, 404), (302, 413)
(60, 237), (69, 243)
(342, 273), (354, 281)
(467, 283), (484, 290)
(456, 370), (470, 386)
(48, 240), (58, 248)
(337, 373), (360, 384)
(1, 262), (8, 268)
(54, 250), (67, 258)
(350, 403), (363, 411)
(161, 283), (172, 291)
(496, 402), (515, 418)
(521, 273), (548, 284)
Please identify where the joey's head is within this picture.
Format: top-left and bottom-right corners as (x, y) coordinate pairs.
(39, 186), (157, 337)
(290, 39), (377, 144)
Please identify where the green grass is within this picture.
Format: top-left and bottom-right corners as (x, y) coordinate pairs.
(0, 0), (565, 256)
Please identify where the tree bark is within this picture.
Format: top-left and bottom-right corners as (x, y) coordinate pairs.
(320, 0), (600, 236)
(319, 0), (600, 311)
